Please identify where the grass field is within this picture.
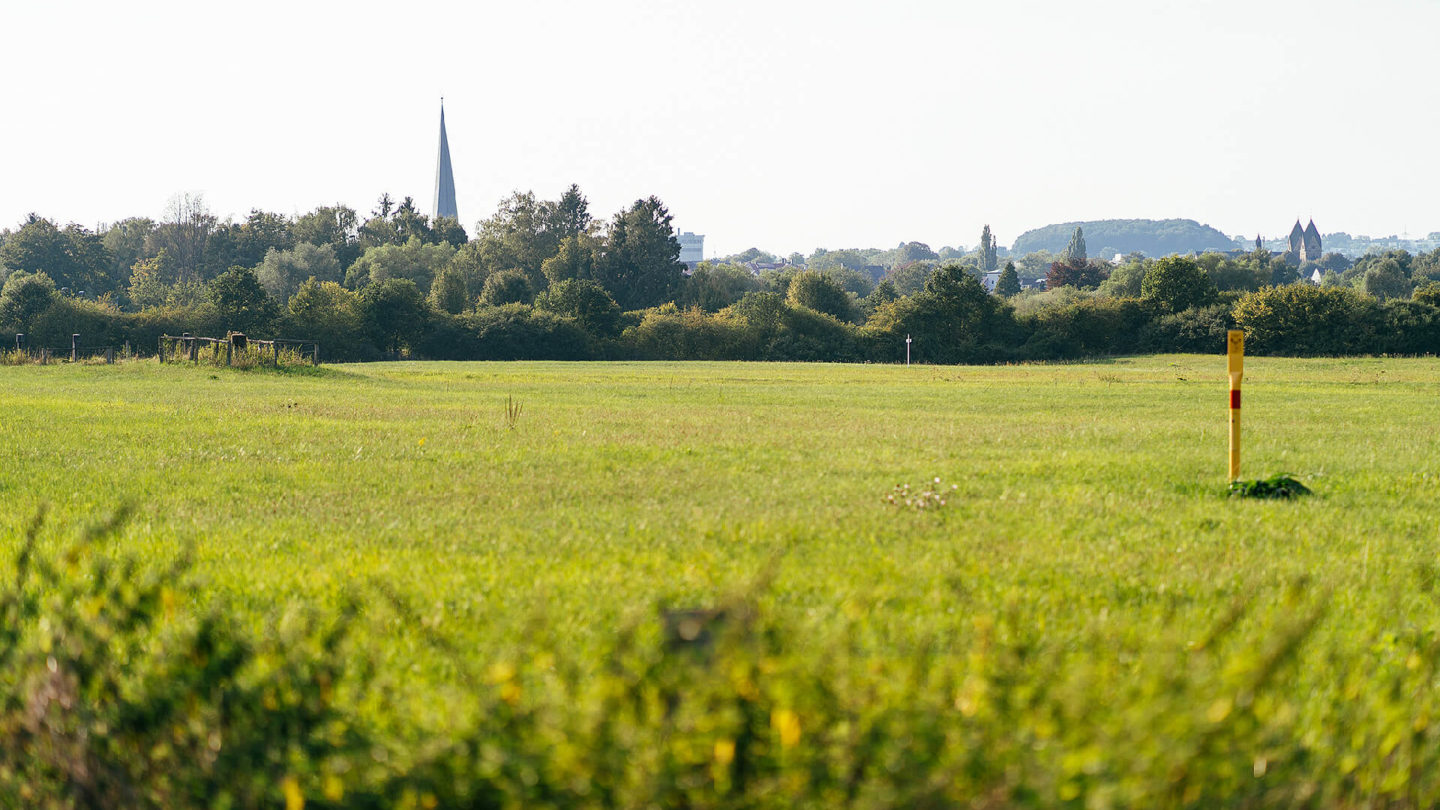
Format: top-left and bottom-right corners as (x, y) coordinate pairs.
(3, 355), (1439, 806)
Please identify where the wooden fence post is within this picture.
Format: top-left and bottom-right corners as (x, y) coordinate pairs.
(312, 343), (321, 366)
(71, 334), (80, 363)
(106, 347), (114, 365)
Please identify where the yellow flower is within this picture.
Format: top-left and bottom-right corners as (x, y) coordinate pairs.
(771, 709), (801, 747)
(282, 776), (304, 810)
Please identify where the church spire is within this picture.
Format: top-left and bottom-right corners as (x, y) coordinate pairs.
(433, 100), (458, 221)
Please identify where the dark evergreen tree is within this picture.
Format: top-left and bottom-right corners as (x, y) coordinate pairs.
(994, 261), (1021, 297)
(596, 197), (683, 310)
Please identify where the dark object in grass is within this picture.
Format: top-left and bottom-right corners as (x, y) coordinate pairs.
(1229, 474), (1312, 499)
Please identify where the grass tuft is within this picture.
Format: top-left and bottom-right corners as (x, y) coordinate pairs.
(1228, 474), (1313, 500)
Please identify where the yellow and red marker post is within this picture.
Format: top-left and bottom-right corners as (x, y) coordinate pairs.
(1227, 330), (1244, 480)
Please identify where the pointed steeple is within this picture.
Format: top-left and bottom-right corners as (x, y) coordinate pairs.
(1288, 220), (1304, 254)
(433, 100), (458, 221)
(1302, 219), (1322, 261)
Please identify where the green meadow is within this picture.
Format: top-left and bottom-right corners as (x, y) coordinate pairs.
(3, 356), (1439, 807)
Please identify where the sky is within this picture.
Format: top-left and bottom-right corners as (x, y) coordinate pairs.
(2, 0), (1437, 258)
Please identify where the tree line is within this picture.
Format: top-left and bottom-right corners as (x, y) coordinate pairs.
(3, 192), (1440, 363)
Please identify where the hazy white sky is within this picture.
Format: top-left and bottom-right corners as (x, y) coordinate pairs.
(3, 0), (1437, 257)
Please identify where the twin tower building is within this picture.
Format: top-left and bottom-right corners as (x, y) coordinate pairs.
(1288, 219), (1322, 263)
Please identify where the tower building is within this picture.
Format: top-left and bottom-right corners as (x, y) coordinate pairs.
(434, 101), (458, 221)
(1287, 219), (1323, 262)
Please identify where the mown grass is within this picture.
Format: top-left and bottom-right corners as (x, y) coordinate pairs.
(2, 355), (1439, 806)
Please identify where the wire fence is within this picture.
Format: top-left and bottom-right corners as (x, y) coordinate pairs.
(158, 334), (320, 368)
(0, 332), (319, 368)
(2, 333), (135, 366)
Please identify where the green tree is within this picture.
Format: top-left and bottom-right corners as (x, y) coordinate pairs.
(596, 197), (683, 310)
(126, 251), (176, 310)
(785, 270), (854, 321)
(390, 196), (433, 245)
(344, 238), (456, 293)
(230, 210), (295, 268)
(472, 187), (593, 289)
(678, 263), (764, 311)
(979, 226), (998, 274)
(535, 279), (622, 337)
(1363, 258), (1412, 300)
(864, 278), (899, 310)
(293, 206), (361, 269)
(101, 217), (156, 288)
(887, 262), (934, 296)
(865, 264), (1013, 364)
(208, 266), (277, 334)
(429, 265), (470, 314)
(1140, 256), (1217, 313)
(1413, 282), (1440, 307)
(541, 234), (599, 285)
(146, 193), (216, 283)
(0, 215), (112, 294)
(0, 271), (58, 329)
(285, 279), (372, 360)
(1095, 257), (1147, 298)
(256, 243), (341, 304)
(994, 261), (1022, 297)
(1231, 285), (1382, 355)
(1063, 227), (1087, 264)
(892, 242), (939, 265)
(430, 216), (468, 248)
(726, 248), (778, 264)
(359, 278), (429, 356)
(480, 269), (535, 306)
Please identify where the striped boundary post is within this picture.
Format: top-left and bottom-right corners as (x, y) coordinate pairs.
(1227, 330), (1244, 480)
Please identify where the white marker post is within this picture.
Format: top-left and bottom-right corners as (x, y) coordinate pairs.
(905, 334), (912, 366)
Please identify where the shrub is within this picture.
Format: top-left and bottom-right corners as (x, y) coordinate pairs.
(624, 305), (753, 360)
(1377, 299), (1440, 355)
(1017, 296), (1149, 360)
(0, 510), (373, 808)
(535, 279), (622, 338)
(479, 269), (535, 306)
(1139, 303), (1232, 353)
(1231, 285), (1383, 356)
(785, 270), (855, 322)
(0, 270), (58, 330)
(441, 304), (593, 360)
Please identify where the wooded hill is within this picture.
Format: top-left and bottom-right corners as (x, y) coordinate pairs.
(1012, 219), (1235, 258)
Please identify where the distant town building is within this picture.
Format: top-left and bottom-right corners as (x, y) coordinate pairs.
(677, 231), (704, 267)
(1288, 219), (1322, 262)
(433, 101), (458, 221)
